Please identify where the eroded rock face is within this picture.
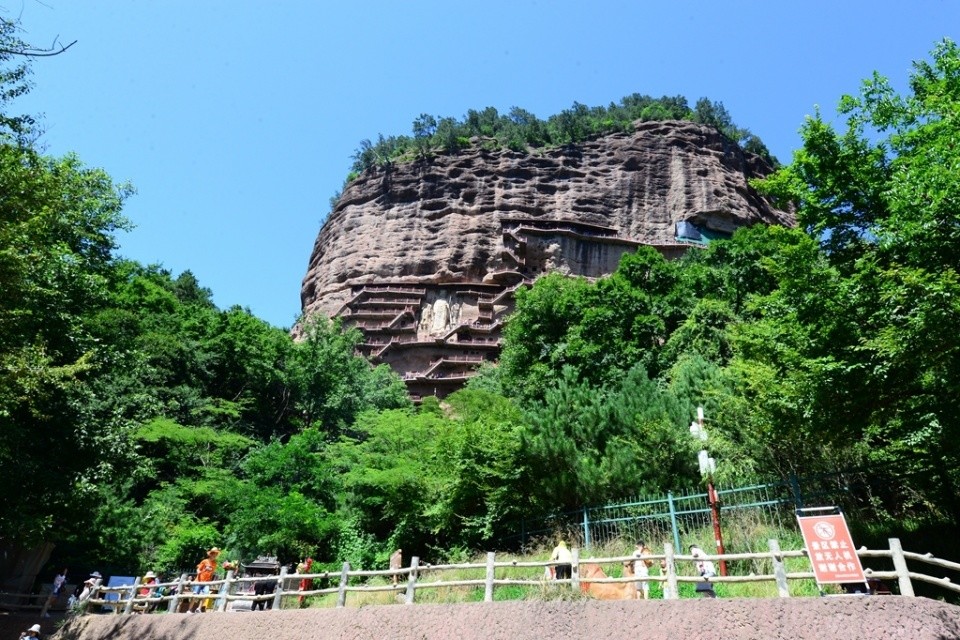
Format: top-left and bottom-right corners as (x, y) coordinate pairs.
(299, 119), (793, 397)
(301, 119), (791, 318)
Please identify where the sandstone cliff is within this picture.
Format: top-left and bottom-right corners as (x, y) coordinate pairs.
(300, 119), (793, 397)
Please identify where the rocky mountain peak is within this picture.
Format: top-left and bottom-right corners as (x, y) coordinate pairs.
(300, 119), (793, 397)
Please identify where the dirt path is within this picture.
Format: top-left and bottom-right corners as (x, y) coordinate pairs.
(29, 597), (960, 640)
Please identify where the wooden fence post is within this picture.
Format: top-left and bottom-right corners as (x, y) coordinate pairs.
(889, 538), (914, 597)
(768, 539), (790, 597)
(336, 562), (350, 608)
(663, 543), (677, 600)
(168, 573), (187, 613)
(81, 578), (102, 615)
(484, 552), (496, 602)
(404, 556), (420, 605)
(123, 577), (141, 614)
(271, 566), (288, 610)
(216, 570), (234, 612)
(39, 590), (54, 619)
(571, 547), (580, 592)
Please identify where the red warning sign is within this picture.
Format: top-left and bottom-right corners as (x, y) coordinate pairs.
(797, 510), (866, 585)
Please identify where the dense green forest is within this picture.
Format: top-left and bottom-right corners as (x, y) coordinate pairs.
(2, 17), (958, 580)
(348, 94), (771, 170)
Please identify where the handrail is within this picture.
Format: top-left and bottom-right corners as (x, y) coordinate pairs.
(47, 537), (958, 615)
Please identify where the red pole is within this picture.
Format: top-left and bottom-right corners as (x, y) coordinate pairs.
(707, 480), (727, 576)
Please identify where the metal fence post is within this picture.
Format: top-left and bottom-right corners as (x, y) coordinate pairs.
(404, 556), (420, 604)
(889, 538), (914, 597)
(667, 491), (681, 553)
(768, 539), (790, 597)
(484, 552), (496, 602)
(582, 507), (591, 550)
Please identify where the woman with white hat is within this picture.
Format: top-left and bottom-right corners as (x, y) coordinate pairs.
(77, 574), (101, 604)
(19, 623), (42, 639)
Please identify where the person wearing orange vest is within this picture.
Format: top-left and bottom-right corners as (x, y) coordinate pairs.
(189, 547), (220, 613)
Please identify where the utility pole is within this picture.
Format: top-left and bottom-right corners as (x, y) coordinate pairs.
(690, 406), (727, 576)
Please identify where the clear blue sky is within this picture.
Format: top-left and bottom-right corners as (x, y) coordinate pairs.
(9, 1), (959, 328)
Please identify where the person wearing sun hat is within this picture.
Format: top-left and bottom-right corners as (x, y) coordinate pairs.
(19, 623), (42, 639)
(188, 547), (220, 613)
(75, 571), (103, 605)
(136, 570), (160, 612)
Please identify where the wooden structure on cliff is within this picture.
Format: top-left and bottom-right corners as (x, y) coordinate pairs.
(336, 219), (705, 398)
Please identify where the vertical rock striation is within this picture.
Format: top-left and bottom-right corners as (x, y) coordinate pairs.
(300, 119), (793, 397)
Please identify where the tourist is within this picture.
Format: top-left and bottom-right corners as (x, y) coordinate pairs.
(297, 557), (313, 607)
(188, 547), (220, 613)
(690, 545), (717, 598)
(633, 541), (654, 599)
(252, 571), (278, 611)
(389, 549), (403, 586)
(550, 540), (573, 581)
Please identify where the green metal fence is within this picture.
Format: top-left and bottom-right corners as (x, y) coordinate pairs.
(505, 467), (936, 553)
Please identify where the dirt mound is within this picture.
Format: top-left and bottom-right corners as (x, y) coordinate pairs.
(41, 597), (960, 640)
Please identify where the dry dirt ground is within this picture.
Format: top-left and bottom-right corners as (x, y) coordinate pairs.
(4, 597), (959, 640)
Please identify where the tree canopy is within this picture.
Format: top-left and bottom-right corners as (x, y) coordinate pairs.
(347, 94), (775, 178)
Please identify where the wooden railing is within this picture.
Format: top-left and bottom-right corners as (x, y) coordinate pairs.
(0, 591), (50, 613)
(41, 537), (959, 616)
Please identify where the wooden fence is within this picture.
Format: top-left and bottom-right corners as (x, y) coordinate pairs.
(22, 537), (952, 616)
